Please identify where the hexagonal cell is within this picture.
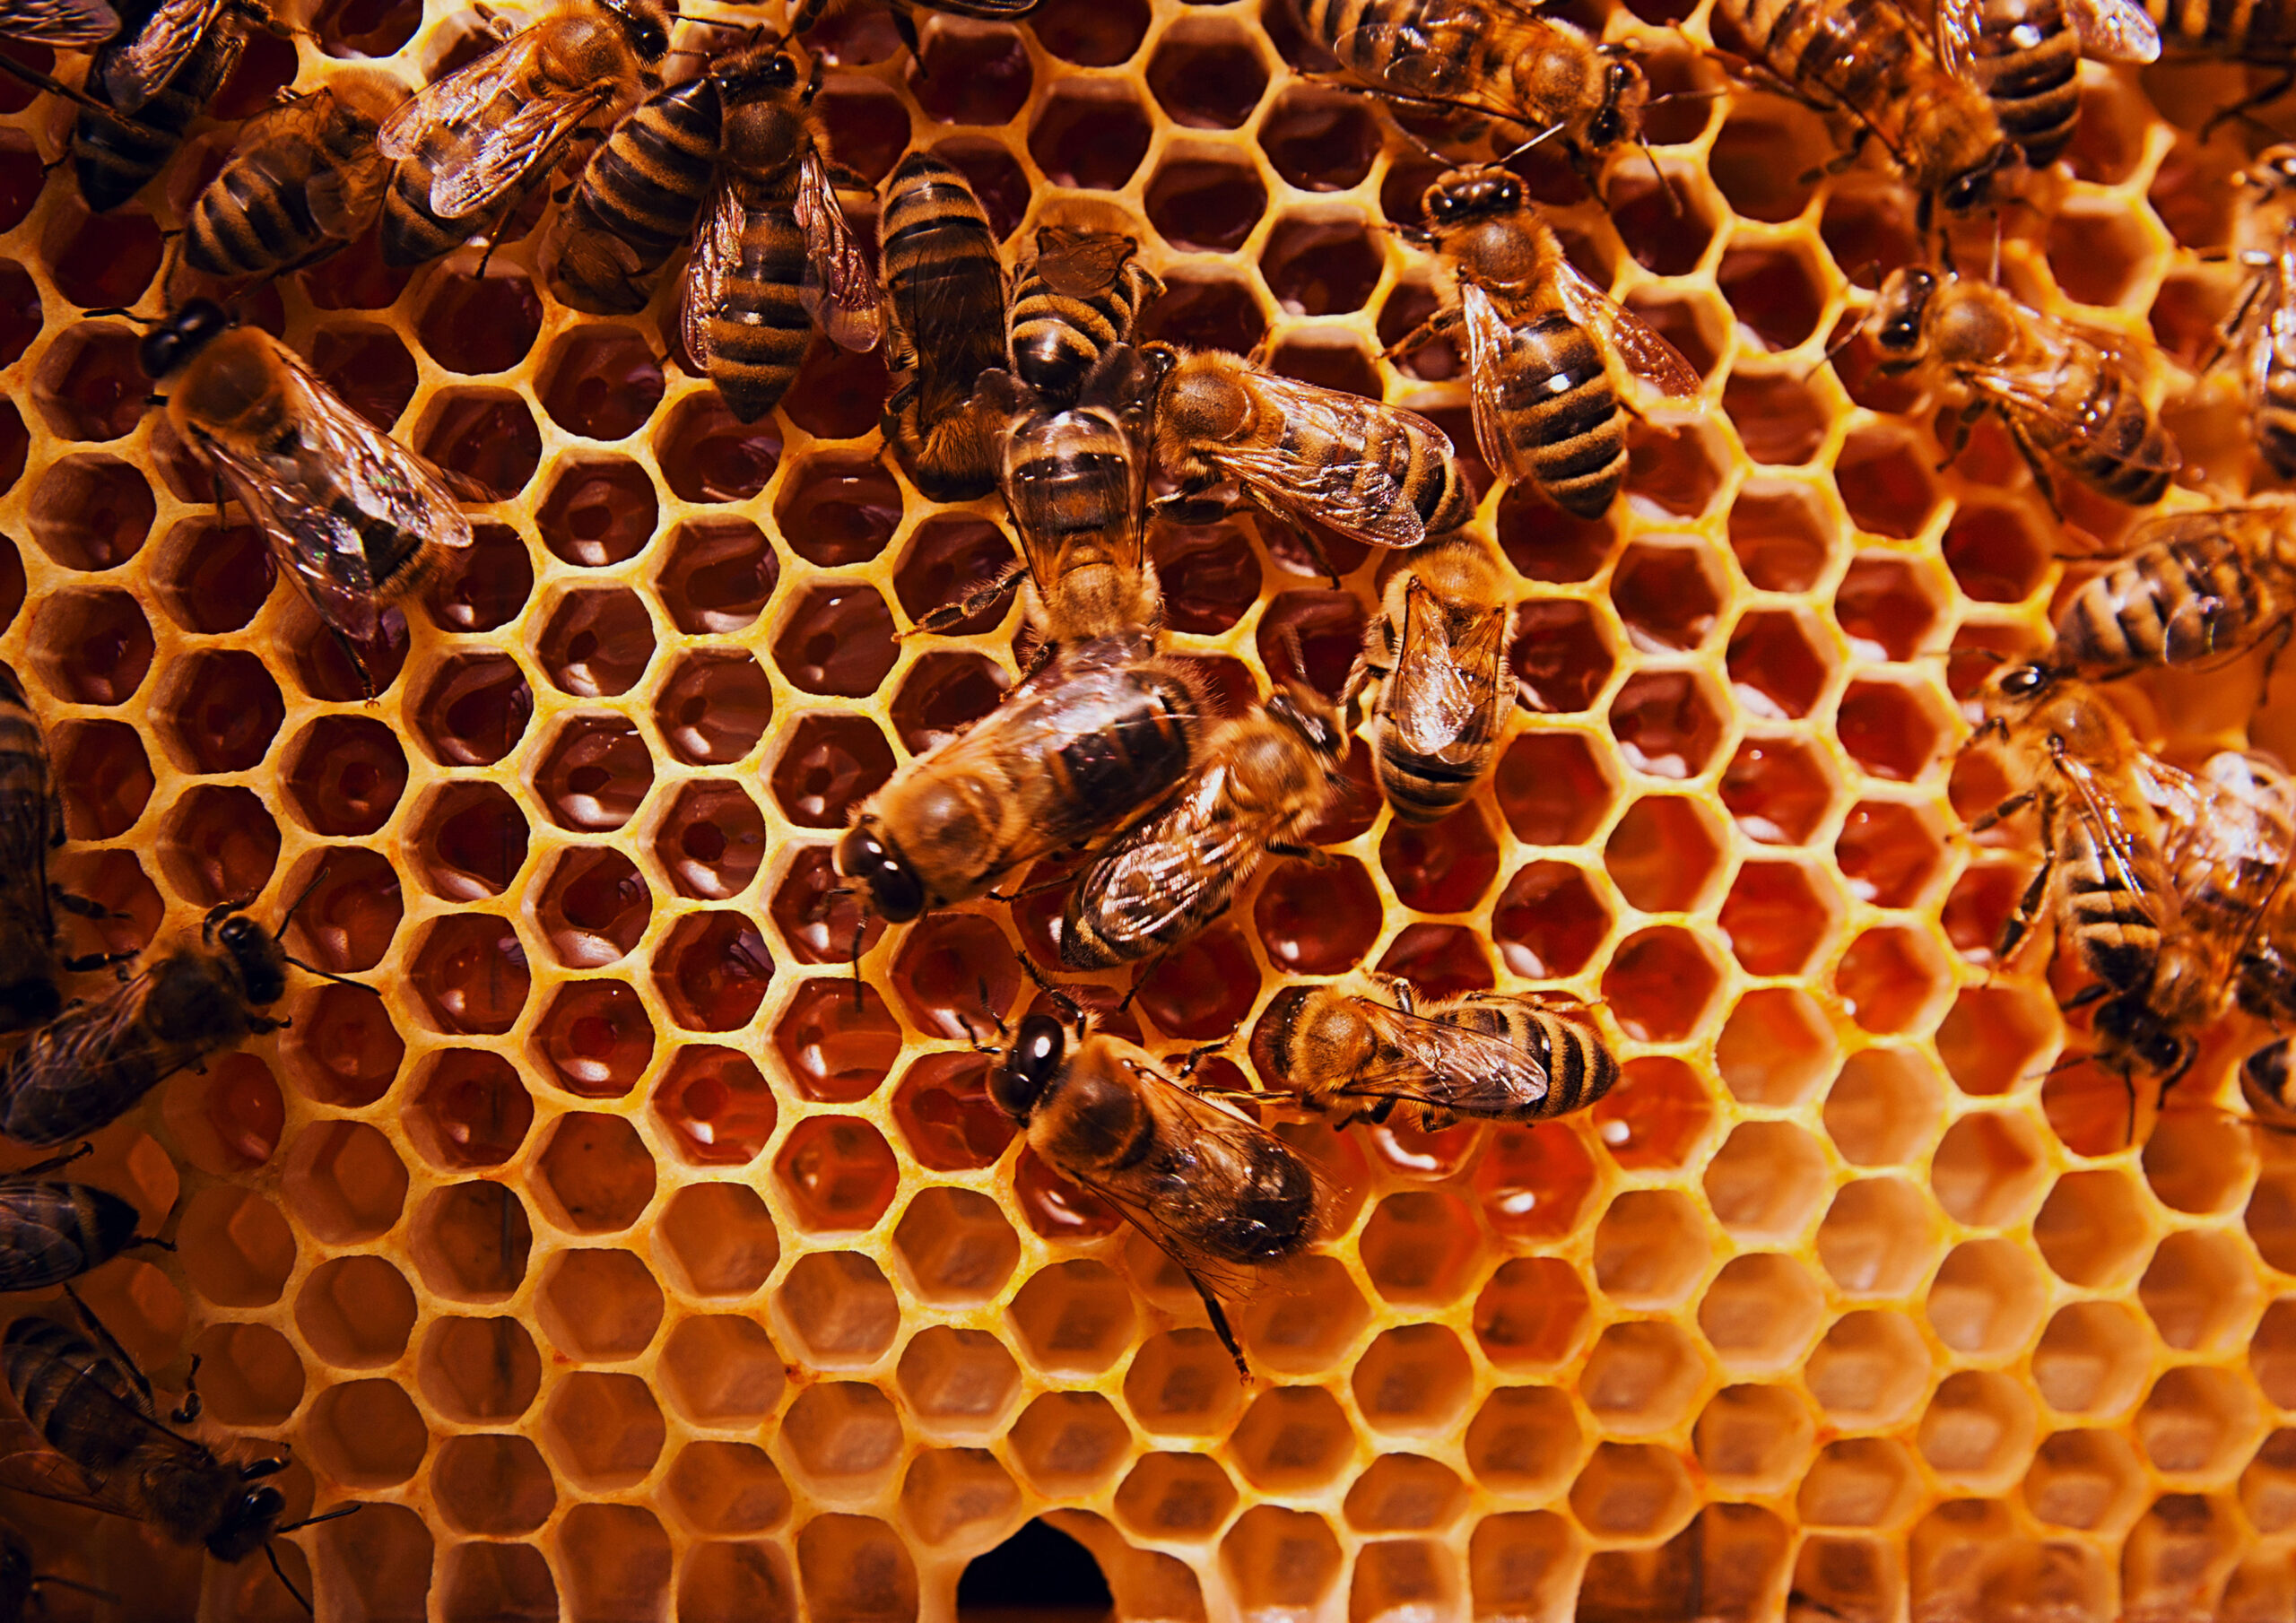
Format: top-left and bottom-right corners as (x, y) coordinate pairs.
(541, 1373), (665, 1494)
(50, 719), (151, 841)
(775, 1115), (899, 1233)
(909, 20), (1031, 121)
(796, 1514), (918, 1623)
(531, 978), (655, 1099)
(1935, 985), (2059, 1098)
(2032, 1169), (2152, 1289)
(1612, 540), (1723, 654)
(534, 715), (655, 833)
(1695, 1385), (1818, 1496)
(900, 1326), (1023, 1440)
(1347, 1323), (1474, 1439)
(1575, 1318), (1709, 1438)
(432, 1433), (555, 1535)
(1221, 1506), (1343, 1622)
(658, 649), (775, 768)
(1699, 1252), (1825, 1374)
(1008, 1260), (1138, 1377)
(32, 322), (145, 443)
(417, 389), (541, 499)
(1492, 861), (1612, 978)
(1817, 1177), (1941, 1300)
(770, 846), (878, 959)
(900, 1446), (1020, 1550)
(1492, 729), (1615, 846)
(533, 849), (649, 970)
(891, 650), (1008, 755)
(303, 1377), (427, 1489)
(1230, 1384), (1358, 1494)
(418, 1315), (540, 1425)
(416, 264), (541, 374)
(1604, 794), (1725, 916)
(1147, 16), (1268, 131)
(149, 519), (273, 634)
(1719, 860), (1837, 976)
(160, 784), (280, 907)
(1919, 1369), (2039, 1491)
(1927, 1237), (2049, 1359)
(536, 587), (656, 699)
(1796, 1437), (1922, 1530)
(2021, 1428), (2149, 1535)
(1029, 81), (1152, 187)
(783, 1381), (909, 1502)
(1700, 1123), (1828, 1244)
(29, 587), (154, 709)
(1118, 1452), (1239, 1542)
(295, 1254), (415, 1368)
(655, 1181), (779, 1298)
(653, 910), (775, 1031)
(1592, 1056), (1716, 1171)
(1716, 987), (1837, 1106)
(2144, 1108), (2257, 1218)
(1931, 1110), (2050, 1228)
(404, 1049), (533, 1171)
(1593, 1189), (1710, 1311)
(1568, 1441), (1696, 1542)
(2033, 1299), (2156, 1419)
(891, 1186), (1018, 1306)
(1608, 670), (1728, 780)
(654, 783), (765, 903)
(1009, 1391), (1134, 1499)
(1119, 1329), (1246, 1439)
(1356, 1190), (1486, 1307)
(425, 522), (532, 634)
(440, 1541), (557, 1622)
(665, 1441), (789, 1536)
(535, 1248), (664, 1361)
(1805, 1309), (1931, 1428)
(1145, 151), (1267, 252)
(412, 653), (534, 768)
(778, 1251), (900, 1368)
(1254, 855), (1381, 976)
(280, 1118), (406, 1244)
(2135, 1366), (2266, 1477)
(2140, 1229), (2259, 1353)
(1838, 680), (1949, 784)
(1474, 1117), (1601, 1245)
(650, 1045), (778, 1167)
(533, 1112), (656, 1235)
(187, 1320), (302, 1428)
(1724, 366), (1831, 465)
(1602, 926), (1726, 1043)
(538, 325), (664, 440)
(656, 517), (778, 637)
(28, 455), (154, 572)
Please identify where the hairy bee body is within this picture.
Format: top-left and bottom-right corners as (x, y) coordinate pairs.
(1969, 0), (2083, 166)
(74, 8), (243, 213)
(1061, 690), (1348, 968)
(697, 193), (812, 421)
(1010, 228), (1161, 408)
(2229, 149), (2296, 480)
(2053, 505), (2296, 676)
(0, 664), (74, 1034)
(1252, 976), (1618, 1130)
(0, 907), (290, 1147)
(379, 0), (669, 268)
(1873, 267), (2177, 505)
(1716, 0), (2016, 214)
(0, 1178), (144, 1291)
(836, 637), (1212, 924)
(185, 78), (401, 280)
(548, 74), (721, 314)
(1355, 532), (1513, 821)
(879, 152), (1007, 499)
(1478, 309), (1622, 518)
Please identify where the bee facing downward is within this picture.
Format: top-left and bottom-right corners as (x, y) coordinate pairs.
(184, 75), (404, 282)
(135, 300), (473, 693)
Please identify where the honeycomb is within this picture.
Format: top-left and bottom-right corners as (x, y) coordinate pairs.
(9, 0), (2296, 1614)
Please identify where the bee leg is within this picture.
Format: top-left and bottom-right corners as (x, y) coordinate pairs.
(826, 162), (874, 191)
(908, 558), (1027, 637)
(1963, 788), (2037, 835)
(1379, 310), (1459, 366)
(1175, 1263), (1249, 1382)
(170, 1355), (205, 1426)
(51, 889), (123, 919)
(1258, 506), (1343, 588)
(2204, 69), (2296, 141)
(0, 56), (161, 137)
(887, 2), (924, 65)
(2201, 275), (2268, 377)
(1266, 839), (1334, 868)
(1934, 402), (1983, 474)
(60, 1282), (161, 1414)
(16, 1142), (93, 1178)
(1149, 490), (1233, 527)
(1994, 816), (2058, 969)
(2000, 418), (2065, 523)
(59, 950), (136, 975)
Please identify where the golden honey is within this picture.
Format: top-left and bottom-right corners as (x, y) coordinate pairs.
(1, 0), (2292, 1617)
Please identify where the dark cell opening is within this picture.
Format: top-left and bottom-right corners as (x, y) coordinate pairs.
(957, 1519), (1112, 1623)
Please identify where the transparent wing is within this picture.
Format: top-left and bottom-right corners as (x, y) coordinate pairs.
(1927, 0), (1980, 76)
(1550, 260), (1705, 400)
(1338, 998), (1552, 1116)
(100, 0), (226, 108)
(1074, 765), (1278, 944)
(1208, 377), (1448, 550)
(377, 37), (531, 161)
(795, 149), (884, 353)
(2144, 751), (2296, 967)
(1460, 282), (1535, 485)
(428, 77), (609, 220)
(0, 0), (118, 48)
(1968, 364), (2184, 473)
(1386, 577), (1506, 756)
(682, 180), (744, 369)
(0, 1344), (210, 1523)
(2052, 751), (2177, 933)
(1030, 226), (1135, 299)
(2068, 0), (2161, 60)
(1329, 12), (1510, 111)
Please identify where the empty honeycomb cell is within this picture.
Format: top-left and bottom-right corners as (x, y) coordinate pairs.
(303, 1377), (428, 1490)
(294, 1253), (415, 1369)
(775, 455), (903, 569)
(1120, 1330), (1247, 1439)
(49, 717), (150, 838)
(1498, 496), (1615, 586)
(1935, 985), (2058, 1098)
(42, 205), (161, 309)
(1579, 1317), (1710, 1436)
(1591, 1057), (1716, 1171)
(1704, 1123), (1831, 1245)
(1718, 245), (1829, 353)
(411, 915), (531, 1037)
(419, 389), (543, 499)
(159, 783), (280, 906)
(281, 1118), (407, 1244)
(1817, 1177), (1942, 1299)
(1728, 608), (1835, 722)
(536, 458), (658, 568)
(1718, 859), (1838, 976)
(532, 977), (655, 1099)
(1837, 679), (1949, 784)
(537, 587), (657, 699)
(1839, 916), (1958, 1026)
(1008, 1259), (1140, 1377)
(1236, 1254), (1370, 1376)
(1930, 1110), (2050, 1231)
(1715, 986), (1836, 1105)
(1258, 214), (1384, 317)
(1601, 926), (1725, 1041)
(34, 321), (144, 445)
(1624, 425), (1727, 521)
(538, 327), (665, 442)
(909, 21), (1031, 123)
(176, 1184), (295, 1306)
(2032, 1169), (2153, 1289)
(776, 1250), (902, 1371)
(417, 1315), (541, 1428)
(2250, 1167), (2296, 1274)
(558, 1502), (674, 1623)
(187, 1320), (303, 1427)
(411, 1181), (533, 1302)
(1252, 856), (1381, 975)
(31, 586), (152, 707)
(535, 715), (654, 831)
(1011, 1392), (1135, 1498)
(2141, 1230), (2260, 1353)
(1568, 1440), (1697, 1542)
(1605, 794), (1725, 915)
(281, 715), (407, 837)
(1728, 482), (1836, 594)
(1835, 799), (1946, 909)
(152, 649), (283, 777)
(658, 519), (779, 635)
(1928, 1237), (2050, 1359)
(1694, 1384), (1819, 1496)
(1475, 1118), (1600, 1243)
(1111, 1453), (1239, 1546)
(889, 1053), (1013, 1174)
(655, 1182), (780, 1299)
(538, 1248), (665, 1362)
(535, 851), (649, 969)
(305, 323), (419, 433)
(1350, 1323), (1474, 1438)
(164, 1052), (283, 1177)
(649, 1045), (778, 1167)
(2144, 1110), (2257, 1217)
(426, 520), (533, 631)
(1920, 1369), (2039, 1491)
(655, 395), (781, 503)
(1509, 599), (1617, 716)
(1356, 1189), (1487, 1307)
(1805, 1309), (1930, 1429)
(2135, 1366), (2266, 1478)
(405, 1049), (534, 1171)
(284, 980), (404, 1109)
(1724, 369), (1831, 465)
(818, 76), (912, 182)
(662, 1315), (787, 1431)
(2028, 1299), (2155, 1421)
(1145, 151), (1268, 253)
(891, 1186), (1020, 1306)
(413, 654), (535, 767)
(433, 1433), (556, 1536)
(1835, 553), (1945, 662)
(667, 1440), (790, 1537)
(1607, 670), (1728, 781)
(654, 785), (769, 905)
(1220, 1505), (1343, 1623)
(1797, 1436), (1923, 1531)
(1593, 1189), (1712, 1311)
(439, 1541), (556, 1623)
(534, 1112), (657, 1233)
(795, 1514), (919, 1623)
(2245, 1431), (2296, 1532)
(901, 1448), (1022, 1552)
(892, 650), (1009, 753)
(900, 1326), (1023, 1440)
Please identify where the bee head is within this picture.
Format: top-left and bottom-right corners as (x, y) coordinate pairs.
(206, 1482), (287, 1563)
(1585, 51), (1645, 151)
(2092, 994), (2187, 1078)
(138, 299), (231, 380)
(718, 45), (799, 95)
(600, 0), (670, 60)
(207, 907), (289, 1007)
(1249, 985), (1312, 1083)
(990, 1012), (1066, 1119)
(1870, 267), (1937, 360)
(1422, 168), (1521, 228)
(2247, 1039), (2296, 1115)
(835, 821), (926, 923)
(1266, 686), (1349, 764)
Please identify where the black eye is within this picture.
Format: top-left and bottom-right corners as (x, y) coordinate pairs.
(1588, 109), (1620, 146)
(837, 827), (924, 922)
(244, 1486), (284, 1523)
(1496, 178), (1521, 208)
(137, 330), (178, 378)
(991, 1014), (1065, 1118)
(2002, 664), (2047, 696)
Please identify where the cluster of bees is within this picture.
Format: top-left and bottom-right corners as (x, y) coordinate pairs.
(0, 0), (2292, 1594)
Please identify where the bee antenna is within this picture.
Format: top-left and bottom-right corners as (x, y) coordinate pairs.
(1492, 118), (1566, 168)
(1802, 309), (1872, 386)
(265, 1541), (315, 1617)
(276, 1504), (361, 1536)
(1641, 143), (1681, 218)
(278, 951), (373, 994)
(30, 1575), (119, 1602)
(848, 917), (865, 1011)
(1013, 948), (1086, 1029)
(274, 863), (332, 939)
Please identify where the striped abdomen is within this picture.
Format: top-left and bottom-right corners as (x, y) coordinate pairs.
(551, 79), (722, 314)
(1006, 414), (1136, 555)
(187, 138), (338, 279)
(2054, 529), (2274, 674)
(1010, 256), (1153, 406)
(2016, 344), (2175, 504)
(1292, 0), (1485, 93)
(2057, 804), (2163, 992)
(1724, 0), (1918, 109)
(381, 126), (480, 267)
(0, 1181), (142, 1294)
(880, 152), (1005, 424)
(700, 197), (810, 422)
(75, 19), (246, 213)
(1489, 310), (1625, 518)
(1444, 994), (1619, 1120)
(1972, 0), (2080, 166)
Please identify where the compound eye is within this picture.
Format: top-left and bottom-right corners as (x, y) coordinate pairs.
(1496, 177), (1522, 208)
(766, 52), (798, 83)
(1012, 1015), (1064, 1086)
(837, 827), (924, 922)
(2001, 664), (2047, 696)
(137, 331), (178, 378)
(244, 1485), (285, 1522)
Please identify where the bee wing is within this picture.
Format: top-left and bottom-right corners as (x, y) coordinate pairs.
(1924, 0), (1981, 76)
(1337, 998), (1552, 1116)
(0, 0), (118, 47)
(1965, 367), (2184, 473)
(0, 1448), (134, 1519)
(427, 76), (611, 220)
(1460, 282), (1536, 486)
(1550, 261), (1706, 403)
(2144, 753), (2296, 963)
(194, 353), (472, 642)
(377, 38), (530, 161)
(0, 1353), (211, 1520)
(2051, 750), (2177, 931)
(1075, 765), (1278, 942)
(1329, 13), (1504, 110)
(1206, 375), (1448, 551)
(100, 0), (228, 108)
(1030, 227), (1135, 298)
(2066, 0), (2161, 59)
(682, 180), (745, 369)
(1386, 576), (1507, 755)
(795, 149), (885, 354)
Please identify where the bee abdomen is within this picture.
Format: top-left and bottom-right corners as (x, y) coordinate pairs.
(1974, 0), (2080, 165)
(1376, 741), (1490, 822)
(2054, 532), (2267, 673)
(0, 1182), (142, 1297)
(1535, 1017), (1619, 1118)
(702, 207), (813, 422)
(2064, 868), (2161, 989)
(2050, 365), (2174, 503)
(554, 81), (721, 313)
(880, 152), (1004, 417)
(2259, 352), (2296, 479)
(1195, 1137), (1316, 1263)
(381, 153), (471, 268)
(187, 153), (326, 280)
(1500, 312), (1626, 518)
(74, 27), (240, 213)
(1012, 298), (1116, 404)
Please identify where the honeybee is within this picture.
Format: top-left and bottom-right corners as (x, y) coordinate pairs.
(1060, 687), (1351, 970)
(136, 300), (472, 694)
(1868, 265), (2179, 510)
(377, 0), (671, 267)
(0, 664), (129, 1035)
(1, 1311), (347, 1613)
(1931, 0), (2158, 169)
(183, 76), (403, 281)
(0, 0), (181, 133)
(1286, 0), (1648, 196)
(682, 39), (883, 423)
(2142, 0), (2296, 66)
(1389, 166), (1700, 521)
(1250, 972), (1619, 1130)
(1965, 662), (2178, 1002)
(0, 887), (350, 1148)
(879, 151), (1008, 501)
(989, 1003), (1320, 1376)
(1712, 0), (2019, 221)
(1142, 344), (1477, 584)
(1009, 227), (1162, 409)
(2051, 502), (2296, 678)
(2219, 148), (2296, 481)
(545, 70), (722, 315)
(1345, 531), (1513, 823)
(0, 1164), (151, 1293)
(835, 636), (1213, 926)
(74, 0), (253, 213)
